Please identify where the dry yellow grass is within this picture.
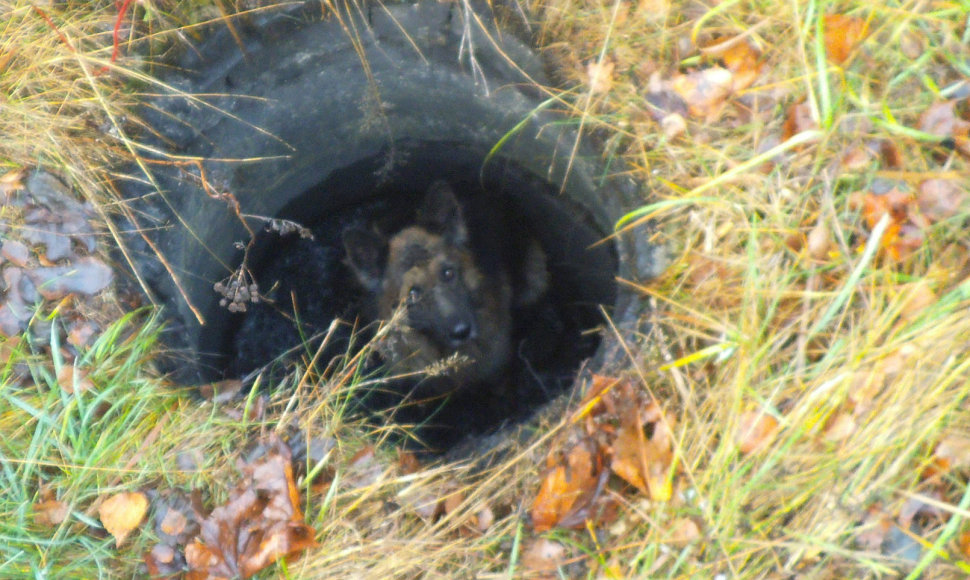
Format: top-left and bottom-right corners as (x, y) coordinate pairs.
(2, 0), (969, 578)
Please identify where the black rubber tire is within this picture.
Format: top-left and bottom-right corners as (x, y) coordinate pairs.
(119, 0), (655, 384)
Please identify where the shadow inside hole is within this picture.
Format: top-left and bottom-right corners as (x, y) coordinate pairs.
(218, 141), (618, 450)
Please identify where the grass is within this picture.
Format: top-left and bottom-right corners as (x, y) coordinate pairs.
(2, 0), (970, 578)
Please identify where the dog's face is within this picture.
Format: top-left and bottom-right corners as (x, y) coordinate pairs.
(343, 181), (485, 351)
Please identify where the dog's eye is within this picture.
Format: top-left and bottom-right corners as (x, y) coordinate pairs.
(408, 287), (422, 303)
(441, 266), (456, 282)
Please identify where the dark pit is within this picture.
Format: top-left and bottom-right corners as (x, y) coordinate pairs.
(118, 1), (657, 453)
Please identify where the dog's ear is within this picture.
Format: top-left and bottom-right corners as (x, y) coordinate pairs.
(420, 181), (468, 246)
(342, 228), (387, 292)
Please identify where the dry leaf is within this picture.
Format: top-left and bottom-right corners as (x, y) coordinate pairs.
(611, 403), (674, 501)
(823, 412), (857, 442)
(806, 222), (831, 260)
(721, 40), (763, 91)
(182, 436), (318, 579)
(856, 504), (892, 551)
(397, 449), (421, 475)
(919, 101), (970, 156)
(670, 67), (733, 120)
(840, 145), (873, 172)
(0, 167), (26, 198)
(783, 101), (817, 141)
(587, 60), (615, 95)
(824, 15), (868, 64)
(634, 0), (669, 21)
(850, 187), (925, 261)
(159, 507), (188, 537)
(144, 543), (181, 578)
(879, 140), (904, 169)
(531, 440), (599, 531)
(473, 504), (494, 533)
(33, 499), (70, 527)
(898, 282), (936, 322)
(661, 112), (687, 138)
(521, 538), (567, 575)
(57, 364), (94, 395)
(935, 434), (970, 470)
(198, 378), (243, 403)
(443, 490), (465, 517)
(99, 491), (149, 547)
(735, 410), (779, 455)
(917, 179), (966, 222)
(668, 517), (701, 544)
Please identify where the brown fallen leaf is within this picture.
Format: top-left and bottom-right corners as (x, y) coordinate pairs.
(144, 543), (183, 578)
(531, 439), (600, 531)
(57, 364), (95, 395)
(935, 433), (970, 470)
(182, 437), (318, 579)
(668, 517), (702, 544)
(917, 179), (966, 222)
(822, 412), (857, 443)
(735, 410), (779, 455)
(0, 167), (26, 198)
(99, 491), (149, 548)
(159, 507), (188, 537)
(824, 14), (868, 64)
(610, 401), (674, 501)
(521, 538), (568, 576)
(720, 40), (763, 92)
(397, 449), (421, 475)
(473, 503), (494, 533)
(849, 187), (925, 261)
(782, 101), (817, 141)
(898, 282), (937, 322)
(806, 221), (832, 261)
(587, 60), (615, 95)
(34, 498), (70, 527)
(670, 67), (733, 120)
(919, 101), (970, 157)
(855, 504), (892, 551)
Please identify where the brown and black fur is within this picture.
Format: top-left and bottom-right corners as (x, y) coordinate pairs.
(343, 182), (526, 395)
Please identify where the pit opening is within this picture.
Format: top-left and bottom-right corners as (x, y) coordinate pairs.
(118, 1), (653, 455)
(219, 141), (617, 449)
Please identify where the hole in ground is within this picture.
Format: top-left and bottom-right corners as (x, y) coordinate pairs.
(218, 141), (617, 450)
(116, 1), (658, 457)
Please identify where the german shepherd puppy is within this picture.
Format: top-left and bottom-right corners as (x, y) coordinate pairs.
(343, 182), (523, 395)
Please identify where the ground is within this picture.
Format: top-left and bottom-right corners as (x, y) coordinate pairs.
(1, 0), (969, 578)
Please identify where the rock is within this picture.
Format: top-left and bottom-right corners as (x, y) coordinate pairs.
(1, 240), (30, 267)
(27, 257), (113, 300)
(0, 305), (24, 337)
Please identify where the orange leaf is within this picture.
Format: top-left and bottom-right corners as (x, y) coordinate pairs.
(610, 404), (674, 501)
(735, 411), (778, 455)
(824, 15), (868, 64)
(670, 67), (733, 120)
(782, 101), (816, 141)
(721, 41), (763, 91)
(521, 538), (567, 574)
(99, 491), (149, 547)
(531, 442), (599, 531)
(33, 499), (70, 527)
(532, 465), (568, 531)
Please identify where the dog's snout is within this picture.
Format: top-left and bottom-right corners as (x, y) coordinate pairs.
(450, 321), (473, 343)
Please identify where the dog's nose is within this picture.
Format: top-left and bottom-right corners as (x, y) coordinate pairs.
(450, 321), (473, 342)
